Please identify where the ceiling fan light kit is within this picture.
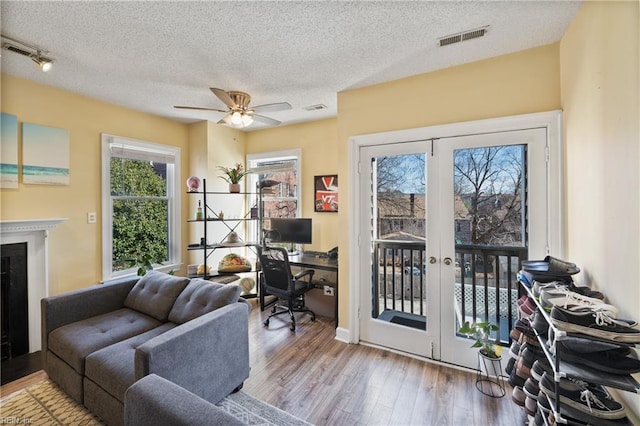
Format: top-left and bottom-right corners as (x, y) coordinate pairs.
(175, 87), (291, 129)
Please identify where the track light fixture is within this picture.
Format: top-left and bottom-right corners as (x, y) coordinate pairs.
(1, 34), (54, 72)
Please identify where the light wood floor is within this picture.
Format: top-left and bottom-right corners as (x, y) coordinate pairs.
(1, 300), (527, 425)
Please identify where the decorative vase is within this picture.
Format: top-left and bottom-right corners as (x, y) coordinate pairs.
(229, 183), (240, 193)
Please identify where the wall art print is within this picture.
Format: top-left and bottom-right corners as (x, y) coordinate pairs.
(22, 123), (70, 185)
(1, 113), (19, 188)
(314, 174), (338, 212)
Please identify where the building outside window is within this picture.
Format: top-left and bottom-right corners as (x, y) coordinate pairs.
(101, 134), (181, 280)
(246, 149), (301, 244)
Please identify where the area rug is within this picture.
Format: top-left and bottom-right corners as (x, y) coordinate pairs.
(1, 379), (311, 426)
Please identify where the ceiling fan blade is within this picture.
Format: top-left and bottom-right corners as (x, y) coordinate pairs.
(210, 88), (237, 109)
(174, 105), (227, 113)
(252, 114), (282, 126)
(251, 102), (292, 114)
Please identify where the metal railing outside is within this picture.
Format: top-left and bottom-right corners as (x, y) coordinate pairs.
(372, 240), (527, 345)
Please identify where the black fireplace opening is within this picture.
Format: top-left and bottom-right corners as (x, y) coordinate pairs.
(1, 242), (29, 362)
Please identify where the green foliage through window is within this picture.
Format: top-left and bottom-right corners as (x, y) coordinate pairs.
(110, 158), (169, 271)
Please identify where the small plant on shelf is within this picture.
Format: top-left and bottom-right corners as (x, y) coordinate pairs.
(217, 163), (250, 184)
(458, 321), (501, 358)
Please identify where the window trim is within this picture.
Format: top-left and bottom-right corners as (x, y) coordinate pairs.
(101, 134), (181, 281)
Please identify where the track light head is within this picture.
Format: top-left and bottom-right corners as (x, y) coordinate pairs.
(1, 35), (54, 72)
(31, 53), (53, 72)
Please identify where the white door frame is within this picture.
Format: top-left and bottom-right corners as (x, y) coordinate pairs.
(347, 110), (563, 345)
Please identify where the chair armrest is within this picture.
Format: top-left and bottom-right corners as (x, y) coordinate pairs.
(294, 269), (314, 282)
(41, 276), (138, 366)
(135, 302), (250, 404)
(124, 374), (244, 426)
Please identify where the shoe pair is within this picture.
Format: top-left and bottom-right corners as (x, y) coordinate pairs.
(551, 306), (640, 344)
(517, 295), (537, 319)
(530, 308), (549, 335)
(510, 318), (540, 347)
(556, 336), (640, 375)
(539, 372), (627, 420)
(540, 287), (618, 317)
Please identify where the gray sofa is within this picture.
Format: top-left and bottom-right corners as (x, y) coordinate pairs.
(124, 373), (244, 426)
(41, 271), (250, 426)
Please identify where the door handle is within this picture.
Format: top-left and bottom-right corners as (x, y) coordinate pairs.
(443, 257), (452, 265)
(429, 256), (437, 264)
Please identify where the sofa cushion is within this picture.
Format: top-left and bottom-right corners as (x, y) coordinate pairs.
(85, 323), (176, 403)
(48, 308), (162, 375)
(168, 279), (241, 324)
(124, 271), (190, 321)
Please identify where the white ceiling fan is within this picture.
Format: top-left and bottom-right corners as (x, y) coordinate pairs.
(175, 88), (291, 128)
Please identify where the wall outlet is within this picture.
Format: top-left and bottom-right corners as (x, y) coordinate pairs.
(87, 212), (97, 224)
(323, 285), (335, 296)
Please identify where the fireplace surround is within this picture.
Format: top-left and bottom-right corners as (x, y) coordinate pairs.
(0, 218), (66, 353)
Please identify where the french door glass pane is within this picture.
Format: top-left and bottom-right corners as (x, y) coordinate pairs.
(372, 153), (427, 330)
(453, 144), (527, 345)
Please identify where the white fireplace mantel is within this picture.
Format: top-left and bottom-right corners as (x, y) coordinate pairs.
(0, 218), (68, 235)
(1, 218), (67, 353)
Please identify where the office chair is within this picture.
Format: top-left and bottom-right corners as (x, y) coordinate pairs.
(258, 245), (316, 332)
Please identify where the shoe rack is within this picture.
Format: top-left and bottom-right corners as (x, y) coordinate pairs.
(519, 282), (639, 425)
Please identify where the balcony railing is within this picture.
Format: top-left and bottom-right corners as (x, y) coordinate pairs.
(372, 240), (527, 345)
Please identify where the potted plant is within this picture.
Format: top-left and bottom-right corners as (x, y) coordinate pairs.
(458, 321), (501, 358)
(458, 320), (503, 374)
(217, 163), (250, 193)
(459, 321), (505, 397)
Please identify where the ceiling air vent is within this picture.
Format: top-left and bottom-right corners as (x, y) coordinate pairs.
(303, 104), (328, 111)
(438, 26), (489, 47)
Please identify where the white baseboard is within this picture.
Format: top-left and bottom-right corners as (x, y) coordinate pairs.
(334, 327), (351, 343)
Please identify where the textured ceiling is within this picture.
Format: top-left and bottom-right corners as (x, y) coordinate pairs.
(1, 1), (582, 130)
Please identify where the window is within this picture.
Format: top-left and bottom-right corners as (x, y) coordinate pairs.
(246, 149), (301, 243)
(101, 134), (181, 280)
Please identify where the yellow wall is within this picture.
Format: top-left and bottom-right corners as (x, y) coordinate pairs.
(336, 44), (562, 328)
(246, 118), (339, 252)
(0, 74), (191, 295)
(560, 0), (639, 416)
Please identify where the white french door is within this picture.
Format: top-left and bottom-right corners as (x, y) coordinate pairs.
(358, 127), (549, 369)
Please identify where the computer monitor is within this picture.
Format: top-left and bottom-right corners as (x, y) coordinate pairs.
(267, 218), (312, 244)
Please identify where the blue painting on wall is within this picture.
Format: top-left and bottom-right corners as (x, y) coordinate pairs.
(1, 113), (19, 188)
(22, 122), (70, 185)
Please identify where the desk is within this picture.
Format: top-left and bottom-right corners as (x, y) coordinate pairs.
(259, 252), (339, 327)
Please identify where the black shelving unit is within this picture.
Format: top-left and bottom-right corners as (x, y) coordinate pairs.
(187, 178), (262, 298)
(520, 283), (639, 425)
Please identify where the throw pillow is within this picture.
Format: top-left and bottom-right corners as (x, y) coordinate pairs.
(124, 271), (190, 321)
(168, 279), (242, 324)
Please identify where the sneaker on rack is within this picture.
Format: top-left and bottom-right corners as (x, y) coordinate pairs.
(539, 372), (627, 420)
(508, 364), (526, 388)
(533, 280), (568, 298)
(550, 306), (640, 343)
(509, 341), (521, 359)
(557, 337), (640, 375)
(525, 394), (538, 417)
(505, 356), (516, 376)
(518, 270), (535, 288)
(524, 377), (540, 399)
(540, 288), (618, 317)
(512, 385), (527, 407)
(518, 297), (538, 318)
(568, 282), (605, 300)
(530, 308), (550, 335)
(511, 318), (540, 347)
(533, 409), (544, 426)
(531, 358), (553, 382)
